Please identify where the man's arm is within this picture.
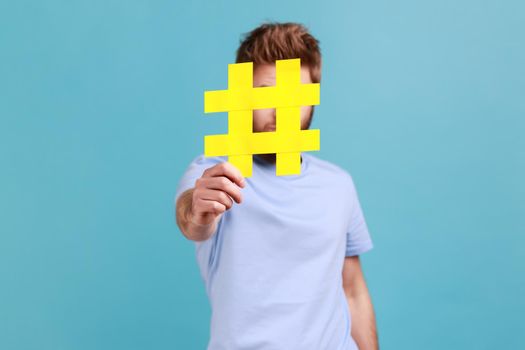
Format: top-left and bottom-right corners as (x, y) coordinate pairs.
(175, 162), (245, 242)
(342, 255), (379, 350)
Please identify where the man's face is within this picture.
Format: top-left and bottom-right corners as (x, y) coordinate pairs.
(252, 63), (314, 163)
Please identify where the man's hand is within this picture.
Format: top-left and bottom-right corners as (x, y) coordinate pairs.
(176, 162), (246, 241)
(191, 162), (245, 225)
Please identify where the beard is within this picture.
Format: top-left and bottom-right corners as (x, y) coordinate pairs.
(255, 107), (314, 165)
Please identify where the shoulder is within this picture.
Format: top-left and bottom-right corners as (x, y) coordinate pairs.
(305, 153), (356, 189)
(183, 154), (228, 174)
(188, 154), (227, 167)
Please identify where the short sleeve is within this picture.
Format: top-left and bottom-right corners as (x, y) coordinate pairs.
(345, 174), (374, 256)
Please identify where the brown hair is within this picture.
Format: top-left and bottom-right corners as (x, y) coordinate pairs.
(235, 22), (322, 83)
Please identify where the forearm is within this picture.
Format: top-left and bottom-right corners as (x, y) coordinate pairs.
(176, 189), (218, 241)
(345, 290), (378, 350)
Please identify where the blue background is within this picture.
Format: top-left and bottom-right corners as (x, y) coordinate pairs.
(1, 1), (523, 349)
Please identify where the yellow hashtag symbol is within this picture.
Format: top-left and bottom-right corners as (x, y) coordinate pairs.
(204, 58), (320, 177)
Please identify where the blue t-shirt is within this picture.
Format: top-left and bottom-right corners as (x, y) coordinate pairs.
(174, 153), (373, 350)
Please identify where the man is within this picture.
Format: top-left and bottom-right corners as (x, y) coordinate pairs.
(175, 22), (378, 350)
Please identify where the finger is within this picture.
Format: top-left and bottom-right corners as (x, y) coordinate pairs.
(204, 162), (246, 188)
(200, 176), (243, 204)
(195, 197), (227, 216)
(200, 188), (234, 210)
